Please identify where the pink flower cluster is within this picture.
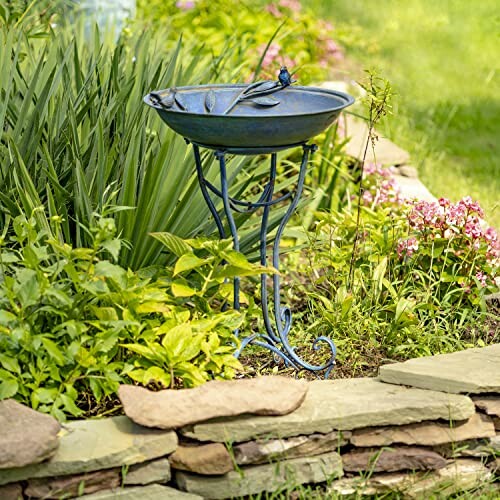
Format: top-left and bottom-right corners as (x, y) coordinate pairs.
(359, 163), (403, 207)
(398, 196), (499, 290)
(175, 0), (196, 10)
(256, 42), (296, 78)
(397, 237), (419, 258)
(406, 197), (499, 259)
(265, 0), (301, 17)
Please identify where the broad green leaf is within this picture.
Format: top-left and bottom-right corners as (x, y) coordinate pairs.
(41, 338), (66, 365)
(173, 253), (206, 276)
(372, 257), (388, 292)
(13, 268), (40, 307)
(94, 261), (127, 283)
(88, 379), (102, 402)
(162, 324), (201, 362)
(143, 366), (171, 387)
(171, 281), (197, 297)
(92, 307), (119, 321)
(59, 394), (84, 417)
(222, 250), (254, 270)
(0, 252), (19, 263)
(150, 232), (192, 257)
(96, 331), (119, 353)
(122, 343), (164, 362)
(101, 238), (122, 261)
(0, 379), (18, 399)
(33, 388), (57, 405)
(175, 362), (207, 387)
(0, 310), (17, 325)
(0, 354), (20, 374)
(45, 289), (73, 307)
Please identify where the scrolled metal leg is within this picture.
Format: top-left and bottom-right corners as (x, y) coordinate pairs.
(191, 143), (337, 378)
(255, 144), (337, 378)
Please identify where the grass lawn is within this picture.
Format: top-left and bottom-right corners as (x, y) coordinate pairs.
(307, 0), (499, 227)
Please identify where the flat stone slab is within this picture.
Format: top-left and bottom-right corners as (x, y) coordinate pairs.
(342, 447), (447, 472)
(393, 174), (436, 202)
(176, 451), (342, 499)
(351, 413), (495, 447)
(473, 396), (500, 417)
(0, 483), (22, 500)
(0, 416), (177, 485)
(341, 115), (411, 166)
(181, 378), (474, 443)
(328, 459), (492, 497)
(119, 376), (308, 429)
(0, 399), (61, 469)
(169, 444), (233, 476)
(79, 484), (202, 499)
(25, 469), (120, 499)
(379, 344), (500, 394)
(124, 458), (171, 485)
(234, 430), (350, 465)
(436, 433), (500, 458)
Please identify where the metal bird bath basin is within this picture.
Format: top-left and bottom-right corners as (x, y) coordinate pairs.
(144, 83), (354, 153)
(144, 74), (354, 377)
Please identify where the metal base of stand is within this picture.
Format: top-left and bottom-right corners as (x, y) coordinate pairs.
(191, 141), (337, 378)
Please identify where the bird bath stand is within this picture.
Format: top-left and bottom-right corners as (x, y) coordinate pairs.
(144, 70), (354, 378)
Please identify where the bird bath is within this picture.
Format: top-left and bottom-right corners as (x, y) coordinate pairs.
(144, 72), (354, 377)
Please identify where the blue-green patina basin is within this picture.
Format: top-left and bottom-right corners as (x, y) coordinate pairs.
(144, 84), (354, 154)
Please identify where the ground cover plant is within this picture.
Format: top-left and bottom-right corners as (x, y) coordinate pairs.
(0, 1), (289, 270)
(138, 0), (349, 84)
(0, 209), (275, 419)
(0, 0), (498, 437)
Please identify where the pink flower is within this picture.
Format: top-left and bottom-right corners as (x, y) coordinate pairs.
(278, 0), (301, 12)
(362, 190), (373, 204)
(458, 196), (484, 218)
(464, 215), (483, 240)
(360, 163), (403, 207)
(258, 42), (281, 71)
(265, 3), (282, 17)
(176, 0), (196, 9)
(475, 271), (487, 288)
(397, 237), (419, 258)
(321, 20), (334, 31)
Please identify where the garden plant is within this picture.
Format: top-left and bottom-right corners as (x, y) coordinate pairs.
(0, 0), (497, 430)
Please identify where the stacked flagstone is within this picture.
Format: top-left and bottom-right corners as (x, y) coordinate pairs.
(0, 346), (499, 499)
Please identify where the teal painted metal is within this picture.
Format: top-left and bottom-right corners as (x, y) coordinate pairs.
(144, 75), (354, 377)
(144, 82), (354, 153)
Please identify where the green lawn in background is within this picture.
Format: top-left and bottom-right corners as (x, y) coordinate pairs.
(307, 0), (499, 227)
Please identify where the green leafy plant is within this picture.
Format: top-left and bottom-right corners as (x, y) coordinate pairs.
(0, 211), (268, 420)
(137, 0), (348, 84)
(0, 8), (289, 269)
(302, 179), (498, 374)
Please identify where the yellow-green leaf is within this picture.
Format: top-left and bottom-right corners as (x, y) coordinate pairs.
(171, 281), (197, 297)
(173, 253), (206, 276)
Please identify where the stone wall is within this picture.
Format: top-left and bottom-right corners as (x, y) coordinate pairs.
(0, 344), (499, 499)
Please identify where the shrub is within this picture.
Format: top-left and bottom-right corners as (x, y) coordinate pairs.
(0, 211), (268, 420)
(302, 167), (499, 372)
(0, 7), (281, 269)
(137, 0), (347, 83)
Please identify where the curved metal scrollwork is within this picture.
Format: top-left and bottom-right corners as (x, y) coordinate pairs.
(191, 143), (337, 378)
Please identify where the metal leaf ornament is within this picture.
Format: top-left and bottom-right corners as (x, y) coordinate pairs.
(243, 80), (279, 95)
(249, 96), (280, 107)
(174, 92), (188, 111)
(205, 90), (216, 113)
(223, 70), (297, 114)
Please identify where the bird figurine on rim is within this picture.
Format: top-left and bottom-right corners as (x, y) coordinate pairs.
(278, 66), (295, 87)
